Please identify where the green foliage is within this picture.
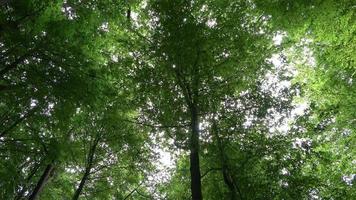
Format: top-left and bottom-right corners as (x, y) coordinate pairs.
(0, 0), (355, 199)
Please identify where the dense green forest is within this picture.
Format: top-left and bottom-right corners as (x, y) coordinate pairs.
(0, 0), (355, 199)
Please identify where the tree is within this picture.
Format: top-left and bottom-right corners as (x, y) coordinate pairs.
(1, 0), (355, 199)
(1, 0), (153, 199)
(256, 0), (356, 198)
(134, 0), (273, 199)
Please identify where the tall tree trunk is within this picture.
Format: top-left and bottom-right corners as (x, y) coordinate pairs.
(72, 135), (100, 200)
(190, 105), (202, 200)
(72, 169), (90, 200)
(15, 162), (40, 200)
(212, 122), (243, 200)
(174, 47), (202, 199)
(222, 167), (239, 200)
(28, 163), (55, 200)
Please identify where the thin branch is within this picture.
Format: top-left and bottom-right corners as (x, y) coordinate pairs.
(123, 182), (145, 200)
(201, 167), (221, 179)
(0, 106), (39, 138)
(122, 119), (188, 129)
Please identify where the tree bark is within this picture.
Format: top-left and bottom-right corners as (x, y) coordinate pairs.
(72, 169), (90, 200)
(222, 167), (239, 200)
(212, 122), (243, 200)
(173, 46), (202, 199)
(28, 163), (55, 200)
(15, 162), (40, 200)
(72, 135), (100, 200)
(190, 105), (202, 200)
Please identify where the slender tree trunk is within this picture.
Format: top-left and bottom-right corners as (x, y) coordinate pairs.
(212, 122), (243, 200)
(222, 167), (239, 200)
(15, 162), (40, 200)
(0, 107), (37, 137)
(0, 53), (29, 78)
(224, 169), (243, 200)
(190, 105), (202, 200)
(28, 163), (55, 200)
(174, 47), (202, 199)
(72, 169), (90, 200)
(72, 135), (100, 200)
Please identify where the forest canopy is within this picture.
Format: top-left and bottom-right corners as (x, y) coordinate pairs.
(0, 0), (355, 199)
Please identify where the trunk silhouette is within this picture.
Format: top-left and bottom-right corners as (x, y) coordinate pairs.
(190, 104), (202, 200)
(72, 135), (100, 200)
(212, 122), (243, 200)
(222, 166), (241, 200)
(15, 163), (40, 200)
(173, 40), (202, 199)
(28, 162), (55, 200)
(72, 168), (91, 200)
